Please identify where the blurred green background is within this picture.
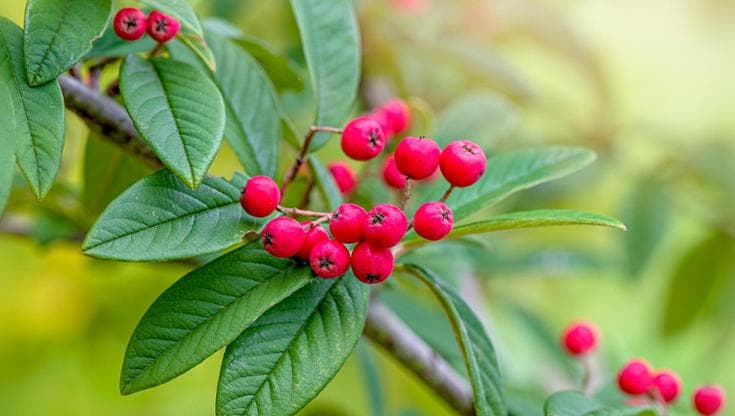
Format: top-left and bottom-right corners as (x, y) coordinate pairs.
(2, 0), (735, 414)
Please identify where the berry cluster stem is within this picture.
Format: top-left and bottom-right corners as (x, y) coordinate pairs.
(149, 43), (165, 58)
(276, 205), (330, 218)
(400, 178), (413, 210)
(647, 388), (669, 416)
(440, 185), (455, 202)
(281, 125), (343, 194)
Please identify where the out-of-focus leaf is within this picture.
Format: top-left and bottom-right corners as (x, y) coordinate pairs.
(544, 391), (655, 416)
(356, 342), (385, 416)
(120, 242), (313, 394)
(29, 212), (77, 245)
(23, 0), (111, 85)
(217, 275), (369, 416)
(436, 90), (519, 147)
(309, 156), (343, 211)
(405, 96), (435, 138)
(661, 232), (735, 336)
(290, 0), (360, 150)
(83, 170), (263, 261)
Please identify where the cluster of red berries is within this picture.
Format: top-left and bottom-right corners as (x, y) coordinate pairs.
(561, 321), (726, 415)
(240, 99), (487, 284)
(113, 7), (180, 44)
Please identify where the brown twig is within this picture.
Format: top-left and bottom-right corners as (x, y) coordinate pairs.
(440, 185), (455, 202)
(400, 178), (413, 210)
(281, 126), (342, 194)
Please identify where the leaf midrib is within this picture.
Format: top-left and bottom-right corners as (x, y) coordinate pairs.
(27, 0), (71, 83)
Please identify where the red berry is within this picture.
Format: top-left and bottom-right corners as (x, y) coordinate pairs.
(560, 321), (598, 356)
(240, 175), (281, 217)
(341, 116), (385, 161)
(652, 370), (681, 403)
(296, 223), (329, 260)
(394, 136), (440, 180)
(413, 201), (453, 241)
(382, 154), (407, 189)
(369, 110), (392, 140)
(363, 204), (408, 248)
(328, 162), (357, 195)
(147, 10), (181, 44)
(351, 242), (394, 284)
(329, 203), (368, 243)
(693, 385), (725, 415)
(113, 8), (147, 41)
(309, 239), (350, 278)
(379, 98), (411, 135)
(262, 217), (305, 258)
(439, 140), (487, 187)
(617, 359), (653, 395)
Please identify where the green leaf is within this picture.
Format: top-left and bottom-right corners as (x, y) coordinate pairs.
(237, 35), (305, 92)
(82, 133), (151, 216)
(206, 31), (280, 177)
(291, 0), (360, 150)
(139, 0), (215, 70)
(120, 54), (225, 188)
(356, 343), (386, 416)
(86, 23), (157, 59)
(217, 275), (369, 416)
(403, 264), (506, 416)
(0, 128), (13, 217)
(83, 170), (262, 261)
(544, 391), (656, 416)
(120, 242), (313, 394)
(23, 0), (111, 85)
(436, 91), (519, 147)
(0, 18), (64, 200)
(309, 156), (343, 211)
(445, 147), (596, 222)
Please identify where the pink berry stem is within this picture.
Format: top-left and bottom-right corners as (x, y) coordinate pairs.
(309, 214), (332, 227)
(399, 178), (413, 210)
(646, 388), (669, 416)
(281, 125), (342, 194)
(276, 205), (330, 218)
(440, 185), (455, 203)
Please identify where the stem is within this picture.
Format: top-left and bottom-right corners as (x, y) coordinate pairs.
(581, 354), (594, 395)
(647, 388), (668, 416)
(281, 126), (342, 194)
(276, 205), (330, 218)
(440, 185), (455, 202)
(149, 43), (165, 58)
(400, 178), (413, 210)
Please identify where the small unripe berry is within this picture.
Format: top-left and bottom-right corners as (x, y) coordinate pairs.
(351, 242), (394, 284)
(341, 116), (385, 161)
(147, 10), (181, 44)
(328, 162), (357, 195)
(113, 8), (147, 41)
(329, 203), (368, 243)
(561, 321), (598, 356)
(240, 175), (280, 217)
(296, 223), (329, 260)
(382, 154), (407, 189)
(379, 98), (411, 135)
(413, 201), (453, 241)
(439, 140), (487, 187)
(262, 217), (305, 258)
(617, 359), (653, 395)
(309, 239), (350, 278)
(363, 204), (408, 248)
(693, 385), (725, 415)
(395, 136), (440, 180)
(652, 370), (681, 403)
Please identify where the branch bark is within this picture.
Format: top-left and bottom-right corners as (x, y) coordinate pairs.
(56, 73), (475, 415)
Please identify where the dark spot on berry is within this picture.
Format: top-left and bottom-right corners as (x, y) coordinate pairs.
(155, 18), (168, 33)
(462, 144), (477, 155)
(319, 258), (333, 269)
(124, 17), (138, 30)
(263, 232), (273, 246)
(440, 210), (450, 221)
(366, 273), (380, 283)
(368, 131), (380, 148)
(332, 210), (341, 220)
(370, 212), (385, 225)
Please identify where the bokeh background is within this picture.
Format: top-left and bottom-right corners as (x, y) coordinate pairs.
(1, 0), (735, 414)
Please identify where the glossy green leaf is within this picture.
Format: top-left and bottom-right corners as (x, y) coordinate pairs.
(0, 18), (64, 200)
(86, 23), (156, 59)
(139, 0), (215, 70)
(309, 156), (343, 211)
(544, 391), (656, 416)
(445, 147), (597, 221)
(120, 242), (313, 394)
(83, 170), (262, 261)
(237, 35), (305, 92)
(23, 0), (111, 85)
(82, 133), (151, 216)
(291, 0), (360, 150)
(206, 31), (280, 177)
(0, 128), (13, 217)
(217, 275), (369, 416)
(403, 264), (506, 416)
(436, 91), (519, 147)
(120, 54), (225, 188)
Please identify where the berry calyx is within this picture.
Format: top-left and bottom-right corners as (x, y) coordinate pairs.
(350, 242), (394, 284)
(413, 201), (453, 241)
(363, 204), (408, 248)
(693, 385), (725, 415)
(341, 116), (385, 161)
(617, 359), (653, 395)
(240, 175), (281, 217)
(113, 8), (147, 41)
(147, 10), (181, 44)
(309, 239), (350, 278)
(382, 154), (407, 189)
(262, 217), (306, 258)
(296, 223), (329, 260)
(394, 136), (440, 180)
(439, 140), (487, 187)
(560, 321), (598, 356)
(329, 203), (368, 243)
(379, 98), (411, 135)
(652, 370), (681, 403)
(328, 162), (357, 195)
